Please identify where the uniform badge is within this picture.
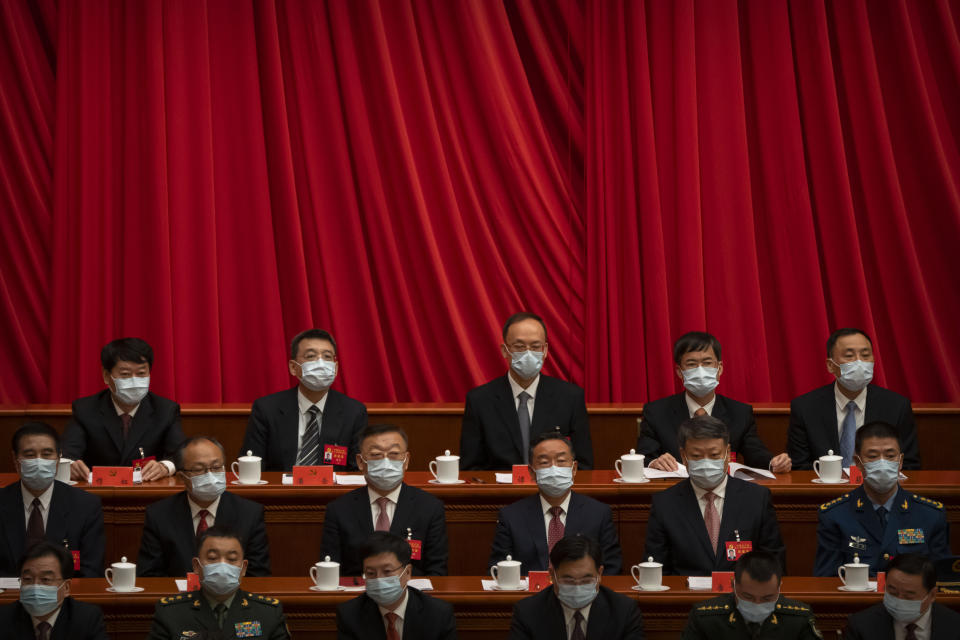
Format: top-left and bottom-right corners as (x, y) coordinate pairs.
(848, 535), (867, 551)
(898, 528), (925, 544)
(235, 621), (263, 637)
(179, 632), (198, 639)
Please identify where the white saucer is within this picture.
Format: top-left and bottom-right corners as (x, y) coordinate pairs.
(812, 478), (849, 484)
(632, 584), (670, 591)
(309, 585), (346, 592)
(490, 584), (526, 591)
(614, 477), (651, 484)
(106, 586), (144, 593)
(837, 585), (875, 592)
(428, 479), (466, 484)
(230, 480), (269, 485)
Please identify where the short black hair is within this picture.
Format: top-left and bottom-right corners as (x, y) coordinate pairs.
(196, 524), (246, 557)
(677, 415), (729, 449)
(101, 337), (154, 371)
(502, 312), (548, 342)
(174, 436), (223, 471)
(290, 329), (338, 360)
(855, 421), (901, 454)
(549, 535), (602, 571)
(358, 531), (412, 567)
(734, 550), (782, 585)
(673, 331), (722, 364)
(826, 328), (872, 358)
(358, 423), (408, 448)
(11, 422), (60, 455)
(18, 541), (73, 580)
(889, 553), (936, 591)
(528, 430), (576, 465)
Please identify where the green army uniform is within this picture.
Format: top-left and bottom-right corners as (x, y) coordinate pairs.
(146, 590), (291, 640)
(682, 593), (823, 640)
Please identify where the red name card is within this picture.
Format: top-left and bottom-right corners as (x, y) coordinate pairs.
(712, 571), (735, 592)
(71, 550), (80, 571)
(323, 445), (348, 467)
(186, 572), (201, 591)
(91, 466), (134, 486)
(512, 465), (534, 484)
(848, 466), (863, 485)
(408, 539), (422, 560)
(528, 571), (552, 591)
(877, 571), (886, 592)
(132, 455), (156, 469)
(293, 465), (334, 485)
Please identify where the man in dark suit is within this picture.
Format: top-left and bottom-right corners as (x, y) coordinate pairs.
(490, 432), (621, 574)
(845, 553), (960, 639)
(0, 423), (104, 578)
(137, 436), (270, 577)
(787, 327), (919, 469)
(322, 424), (448, 576)
(62, 337), (184, 482)
(509, 535), (643, 639)
(645, 415), (785, 575)
(337, 532), (456, 640)
(0, 541), (107, 640)
(814, 423), (949, 577)
(460, 312), (593, 470)
(638, 332), (791, 472)
(241, 328), (368, 471)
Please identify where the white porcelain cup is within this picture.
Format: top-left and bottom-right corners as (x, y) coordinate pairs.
(490, 556), (522, 589)
(631, 557), (663, 589)
(105, 557), (137, 591)
(616, 450), (646, 482)
(232, 451), (262, 484)
(838, 561), (869, 589)
(56, 458), (72, 483)
(429, 450), (460, 484)
(814, 450), (844, 483)
(310, 556), (340, 590)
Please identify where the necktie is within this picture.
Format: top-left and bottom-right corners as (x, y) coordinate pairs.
(694, 407), (707, 417)
(375, 496), (391, 532)
(547, 506), (565, 551)
(570, 610), (586, 640)
(296, 405), (321, 466)
(214, 603), (227, 628)
(905, 623), (918, 640)
(704, 491), (720, 553)
(26, 498), (45, 548)
(196, 509), (210, 537)
(121, 412), (132, 439)
(385, 611), (401, 640)
(517, 392), (531, 464)
(36, 621), (51, 640)
(877, 506), (888, 529)
(840, 400), (857, 466)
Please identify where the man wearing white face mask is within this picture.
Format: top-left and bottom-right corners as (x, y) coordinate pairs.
(147, 526), (290, 640)
(63, 337), (184, 482)
(489, 433), (621, 574)
(460, 312), (593, 470)
(788, 328), (920, 470)
(322, 424), (448, 576)
(845, 553), (960, 640)
(137, 436), (270, 577)
(814, 422), (949, 577)
(645, 416), (785, 575)
(242, 329), (368, 471)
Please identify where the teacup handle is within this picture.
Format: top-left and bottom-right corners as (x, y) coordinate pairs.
(105, 567), (114, 587)
(838, 566), (846, 585)
(631, 564), (642, 585)
(429, 460), (439, 480)
(615, 459), (623, 478)
(309, 566), (319, 586)
(490, 566), (499, 582)
(231, 461), (241, 482)
(813, 460), (822, 479)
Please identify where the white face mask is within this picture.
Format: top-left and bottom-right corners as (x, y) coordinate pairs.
(831, 359), (874, 392)
(509, 349), (544, 380)
(681, 366), (719, 397)
(298, 359), (337, 392)
(113, 376), (150, 405)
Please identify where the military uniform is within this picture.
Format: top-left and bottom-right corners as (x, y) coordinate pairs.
(146, 590), (291, 640)
(681, 593), (822, 639)
(814, 486), (950, 576)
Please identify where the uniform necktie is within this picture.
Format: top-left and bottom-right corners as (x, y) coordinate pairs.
(375, 496), (391, 532)
(214, 603), (227, 628)
(196, 509), (210, 537)
(36, 621), (51, 640)
(840, 400), (857, 466)
(121, 412), (132, 439)
(547, 506), (565, 551)
(905, 623), (918, 640)
(694, 407), (707, 417)
(704, 491), (720, 553)
(26, 498), (45, 548)
(296, 405), (321, 466)
(385, 611), (400, 640)
(517, 392), (531, 464)
(877, 506), (888, 529)
(570, 610), (586, 640)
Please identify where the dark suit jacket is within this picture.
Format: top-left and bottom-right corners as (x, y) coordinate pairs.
(844, 602), (960, 640)
(336, 588), (457, 640)
(241, 387), (368, 471)
(644, 476), (785, 575)
(787, 383), (919, 469)
(489, 491), (622, 575)
(0, 481), (104, 578)
(509, 585), (645, 640)
(137, 491), (270, 577)
(321, 484), (448, 576)
(460, 374), (593, 470)
(636, 393), (774, 468)
(62, 390), (185, 468)
(0, 598), (107, 640)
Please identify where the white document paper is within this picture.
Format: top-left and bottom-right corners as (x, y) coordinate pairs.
(727, 463), (776, 480)
(642, 464), (688, 479)
(407, 578), (434, 591)
(281, 474), (293, 485)
(687, 576), (712, 590)
(495, 473), (514, 484)
(481, 579), (528, 591)
(0, 577), (21, 589)
(175, 579), (189, 592)
(334, 474), (367, 486)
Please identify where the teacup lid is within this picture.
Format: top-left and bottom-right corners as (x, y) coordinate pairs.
(238, 450), (261, 461)
(500, 555), (521, 566)
(622, 448), (644, 460)
(113, 556), (135, 568)
(436, 449), (459, 460)
(847, 553), (867, 566)
(639, 556), (661, 568)
(820, 449), (842, 461)
(317, 555), (339, 568)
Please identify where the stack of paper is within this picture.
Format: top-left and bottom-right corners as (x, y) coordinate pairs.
(642, 464), (688, 479)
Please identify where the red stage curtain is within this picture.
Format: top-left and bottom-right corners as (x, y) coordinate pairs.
(1, 0), (958, 404)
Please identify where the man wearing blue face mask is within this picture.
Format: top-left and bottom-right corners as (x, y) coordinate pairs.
(509, 535), (643, 639)
(682, 551), (822, 639)
(337, 532), (456, 639)
(814, 422), (949, 577)
(788, 328), (920, 470)
(322, 424), (448, 576)
(460, 312), (593, 470)
(147, 525), (290, 640)
(645, 416), (785, 575)
(137, 436), (270, 577)
(0, 541), (107, 639)
(489, 433), (621, 574)
(844, 553), (960, 639)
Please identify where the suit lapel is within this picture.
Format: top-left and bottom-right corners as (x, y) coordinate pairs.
(45, 483), (71, 546)
(390, 485), (413, 539)
(175, 493), (201, 567)
(321, 391), (345, 447)
(585, 587), (610, 637)
(2, 484), (27, 564)
(11, 602), (39, 638)
(883, 488), (912, 551)
(530, 375), (555, 438)
(401, 589), (422, 639)
(819, 385), (842, 453)
(528, 495), (549, 567)
(97, 392), (125, 456)
(542, 590), (570, 639)
(360, 595), (388, 638)
(850, 487), (886, 545)
(49, 598), (73, 640)
(356, 487), (376, 532)
(281, 388), (301, 467)
(493, 375), (524, 459)
(716, 479), (745, 566)
(677, 481), (716, 562)
(190, 595), (223, 633)
(864, 385), (884, 422)
(122, 394), (154, 460)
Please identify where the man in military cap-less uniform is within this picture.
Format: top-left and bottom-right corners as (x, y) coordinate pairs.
(147, 525), (289, 640)
(814, 422), (950, 577)
(683, 551), (822, 640)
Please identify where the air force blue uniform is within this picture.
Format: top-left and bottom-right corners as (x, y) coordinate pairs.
(814, 485), (950, 576)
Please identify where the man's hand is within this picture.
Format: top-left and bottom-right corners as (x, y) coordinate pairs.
(769, 452), (792, 474)
(649, 453), (680, 472)
(70, 459), (90, 481)
(140, 459), (169, 482)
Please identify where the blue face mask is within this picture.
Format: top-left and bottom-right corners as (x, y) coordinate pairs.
(200, 562), (242, 596)
(113, 376), (150, 405)
(190, 471), (227, 503)
(509, 349), (544, 380)
(366, 567), (408, 606)
(686, 457), (727, 490)
(364, 457), (405, 491)
(883, 591), (927, 623)
(19, 458), (58, 492)
(20, 583), (63, 617)
(535, 465), (574, 498)
(299, 359), (337, 391)
(681, 366), (719, 398)
(860, 458), (900, 494)
(556, 582), (598, 609)
(833, 359), (873, 392)
(735, 594), (778, 624)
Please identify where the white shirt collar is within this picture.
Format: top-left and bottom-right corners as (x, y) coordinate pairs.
(691, 473), (728, 501)
(20, 480), (55, 512)
(368, 484), (403, 506)
(111, 396), (141, 417)
(560, 598), (593, 634)
(508, 373), (541, 400)
(31, 603), (63, 632)
(187, 494), (221, 519)
(834, 381), (867, 414)
(685, 392), (716, 417)
(539, 491), (572, 515)
(377, 587), (410, 619)
(297, 388), (330, 415)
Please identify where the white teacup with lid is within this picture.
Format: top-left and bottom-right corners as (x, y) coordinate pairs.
(838, 553), (870, 590)
(490, 555), (522, 590)
(814, 450), (844, 483)
(56, 458), (73, 484)
(310, 555), (340, 591)
(631, 556), (667, 590)
(232, 451), (262, 484)
(105, 556), (138, 592)
(429, 450), (460, 484)
(615, 449), (647, 482)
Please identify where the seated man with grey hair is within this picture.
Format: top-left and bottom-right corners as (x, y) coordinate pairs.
(645, 415), (785, 575)
(137, 436), (271, 577)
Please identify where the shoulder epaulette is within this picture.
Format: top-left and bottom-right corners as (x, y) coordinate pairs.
(694, 602), (731, 615)
(775, 599), (812, 615)
(247, 592), (280, 606)
(159, 592), (197, 606)
(912, 494), (944, 510)
(820, 493), (850, 511)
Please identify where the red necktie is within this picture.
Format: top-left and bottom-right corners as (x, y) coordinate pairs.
(196, 509), (210, 537)
(905, 623), (918, 640)
(547, 506), (565, 551)
(121, 412), (132, 439)
(375, 497), (391, 532)
(704, 492), (720, 553)
(570, 610), (586, 640)
(37, 621), (51, 640)
(385, 612), (400, 640)
(694, 407), (707, 417)
(26, 498), (45, 548)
